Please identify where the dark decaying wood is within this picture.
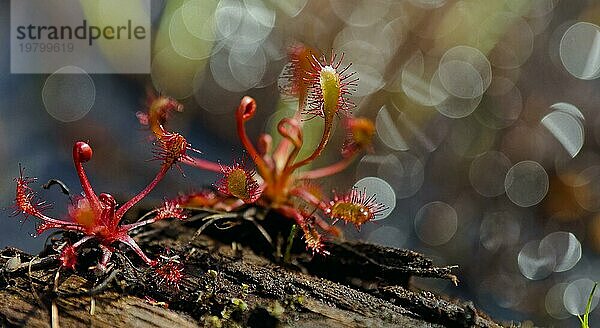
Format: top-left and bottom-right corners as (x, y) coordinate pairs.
(0, 209), (507, 327)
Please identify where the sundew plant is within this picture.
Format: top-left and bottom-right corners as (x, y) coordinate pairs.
(138, 46), (386, 255)
(11, 45), (386, 272)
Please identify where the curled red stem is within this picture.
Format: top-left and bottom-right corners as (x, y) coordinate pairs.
(236, 97), (271, 183)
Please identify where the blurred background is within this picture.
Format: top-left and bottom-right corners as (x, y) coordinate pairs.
(2, 0), (600, 325)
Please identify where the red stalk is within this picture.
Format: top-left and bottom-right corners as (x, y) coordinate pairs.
(236, 97), (272, 184)
(72, 142), (102, 216)
(298, 154), (356, 180)
(114, 164), (169, 221)
(182, 156), (222, 173)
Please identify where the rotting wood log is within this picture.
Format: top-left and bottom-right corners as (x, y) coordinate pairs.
(0, 210), (508, 328)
